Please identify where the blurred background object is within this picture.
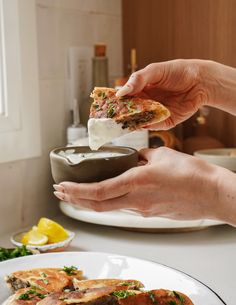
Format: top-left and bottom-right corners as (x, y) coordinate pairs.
(122, 0), (236, 148)
(183, 107), (224, 154)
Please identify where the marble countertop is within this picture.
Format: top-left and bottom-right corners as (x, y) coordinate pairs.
(1, 215), (236, 304)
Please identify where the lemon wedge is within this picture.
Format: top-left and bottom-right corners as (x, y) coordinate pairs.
(21, 229), (48, 246)
(37, 217), (69, 243)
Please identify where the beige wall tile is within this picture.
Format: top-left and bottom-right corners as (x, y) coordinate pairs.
(0, 0), (122, 234)
(39, 79), (70, 152)
(36, 0), (121, 16)
(37, 4), (122, 80)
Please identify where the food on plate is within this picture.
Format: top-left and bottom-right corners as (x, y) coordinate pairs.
(5, 287), (47, 305)
(88, 87), (170, 150)
(0, 246), (34, 262)
(72, 279), (144, 291)
(21, 218), (69, 246)
(5, 267), (83, 293)
(4, 266), (194, 305)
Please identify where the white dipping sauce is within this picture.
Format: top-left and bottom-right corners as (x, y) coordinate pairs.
(88, 118), (131, 150)
(58, 149), (125, 164)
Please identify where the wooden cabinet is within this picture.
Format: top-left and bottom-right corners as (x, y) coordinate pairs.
(122, 0), (236, 146)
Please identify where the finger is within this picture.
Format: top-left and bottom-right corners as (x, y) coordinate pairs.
(60, 168), (138, 202)
(116, 63), (166, 97)
(62, 194), (135, 212)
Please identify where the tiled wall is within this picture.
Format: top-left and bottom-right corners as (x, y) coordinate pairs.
(0, 0), (122, 235)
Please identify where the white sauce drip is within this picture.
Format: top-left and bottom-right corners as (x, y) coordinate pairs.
(58, 149), (124, 164)
(88, 118), (131, 150)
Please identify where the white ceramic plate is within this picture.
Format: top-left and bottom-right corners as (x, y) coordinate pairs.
(60, 202), (224, 232)
(0, 252), (225, 304)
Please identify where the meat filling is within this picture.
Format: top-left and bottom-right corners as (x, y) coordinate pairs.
(116, 111), (155, 129)
(6, 276), (29, 291)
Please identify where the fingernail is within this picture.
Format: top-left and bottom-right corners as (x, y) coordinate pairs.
(53, 184), (65, 192)
(54, 191), (65, 201)
(116, 84), (133, 97)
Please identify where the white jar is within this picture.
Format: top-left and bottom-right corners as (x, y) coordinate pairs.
(112, 130), (149, 151)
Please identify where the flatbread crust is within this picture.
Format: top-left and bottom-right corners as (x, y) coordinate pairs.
(5, 268), (83, 293)
(90, 87), (170, 130)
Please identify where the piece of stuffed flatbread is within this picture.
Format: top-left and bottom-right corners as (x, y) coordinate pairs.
(5, 268), (83, 293)
(88, 87), (170, 150)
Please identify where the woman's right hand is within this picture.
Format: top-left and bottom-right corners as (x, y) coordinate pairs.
(116, 59), (236, 129)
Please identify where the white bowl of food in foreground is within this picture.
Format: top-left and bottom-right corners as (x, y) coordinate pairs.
(194, 148), (236, 172)
(10, 218), (75, 253)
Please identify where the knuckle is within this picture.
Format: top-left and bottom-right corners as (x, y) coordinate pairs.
(157, 146), (170, 154)
(145, 63), (156, 72)
(130, 71), (145, 83)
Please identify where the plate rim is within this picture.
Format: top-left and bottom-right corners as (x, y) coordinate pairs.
(60, 202), (224, 229)
(0, 251), (226, 304)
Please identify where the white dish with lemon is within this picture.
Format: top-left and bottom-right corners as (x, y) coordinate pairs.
(10, 218), (75, 252)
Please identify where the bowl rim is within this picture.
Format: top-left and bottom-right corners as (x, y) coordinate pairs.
(10, 229), (75, 251)
(194, 148), (236, 158)
(50, 145), (138, 166)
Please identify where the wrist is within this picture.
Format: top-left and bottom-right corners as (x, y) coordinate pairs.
(213, 166), (236, 226)
(200, 60), (236, 114)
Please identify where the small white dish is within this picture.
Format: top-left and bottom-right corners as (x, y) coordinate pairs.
(194, 148), (236, 171)
(10, 229), (75, 253)
(0, 251), (226, 304)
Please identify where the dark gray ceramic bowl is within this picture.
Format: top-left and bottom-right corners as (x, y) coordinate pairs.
(50, 146), (138, 184)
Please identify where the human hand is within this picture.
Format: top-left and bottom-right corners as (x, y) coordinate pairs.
(116, 59), (212, 130)
(53, 147), (222, 221)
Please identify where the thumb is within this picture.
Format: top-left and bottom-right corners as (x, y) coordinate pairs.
(116, 63), (166, 97)
(138, 148), (158, 163)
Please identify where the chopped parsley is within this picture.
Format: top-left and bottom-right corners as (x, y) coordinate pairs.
(18, 289), (46, 300)
(173, 291), (185, 304)
(62, 265), (78, 275)
(0, 246), (32, 262)
(169, 301), (177, 305)
(101, 92), (107, 99)
(112, 290), (136, 299)
(107, 105), (116, 118)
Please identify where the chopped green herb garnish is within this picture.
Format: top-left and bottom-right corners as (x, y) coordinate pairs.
(112, 290), (136, 299)
(18, 289), (46, 300)
(0, 246), (32, 262)
(19, 293), (30, 300)
(101, 92), (107, 99)
(107, 106), (116, 118)
(173, 291), (185, 304)
(149, 291), (158, 304)
(169, 301), (177, 305)
(62, 265), (78, 275)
